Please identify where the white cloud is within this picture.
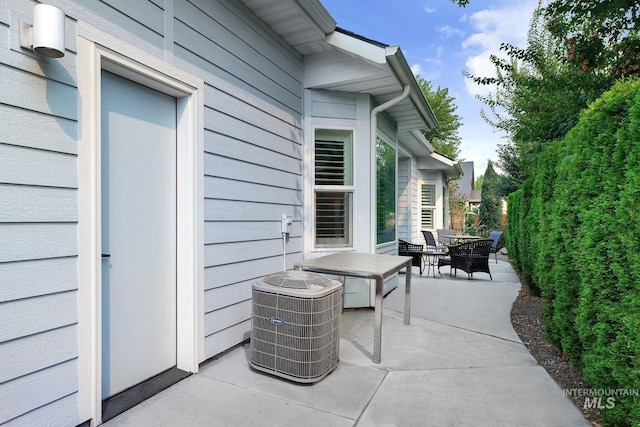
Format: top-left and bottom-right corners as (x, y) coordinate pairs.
(411, 63), (423, 76)
(461, 0), (538, 97)
(438, 25), (465, 38)
(425, 6), (436, 14)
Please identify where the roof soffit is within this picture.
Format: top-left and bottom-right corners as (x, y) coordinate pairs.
(243, 1), (439, 156)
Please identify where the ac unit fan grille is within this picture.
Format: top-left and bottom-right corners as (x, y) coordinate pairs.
(250, 282), (342, 383)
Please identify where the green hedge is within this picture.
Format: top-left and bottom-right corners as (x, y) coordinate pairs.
(506, 189), (522, 271)
(506, 79), (640, 426)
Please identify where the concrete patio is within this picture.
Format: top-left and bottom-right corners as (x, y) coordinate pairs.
(103, 260), (589, 426)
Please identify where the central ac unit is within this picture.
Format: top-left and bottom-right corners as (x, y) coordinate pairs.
(249, 271), (343, 383)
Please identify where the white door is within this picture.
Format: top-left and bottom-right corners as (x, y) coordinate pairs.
(101, 71), (177, 398)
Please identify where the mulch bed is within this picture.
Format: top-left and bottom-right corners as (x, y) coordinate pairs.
(508, 265), (603, 426)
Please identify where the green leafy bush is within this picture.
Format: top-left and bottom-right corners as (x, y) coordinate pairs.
(507, 79), (640, 425)
(506, 189), (522, 271)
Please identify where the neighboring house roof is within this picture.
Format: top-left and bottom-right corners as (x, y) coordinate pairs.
(243, 0), (439, 158)
(458, 161), (475, 196)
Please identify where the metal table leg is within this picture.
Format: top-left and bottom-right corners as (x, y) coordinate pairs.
(373, 274), (383, 364)
(404, 259), (411, 325)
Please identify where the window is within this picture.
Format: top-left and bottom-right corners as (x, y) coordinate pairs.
(376, 137), (396, 244)
(421, 184), (436, 229)
(314, 129), (353, 248)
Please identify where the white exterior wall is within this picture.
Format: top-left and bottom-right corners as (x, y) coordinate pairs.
(397, 153), (422, 245)
(397, 157), (411, 241)
(0, 0), (304, 424)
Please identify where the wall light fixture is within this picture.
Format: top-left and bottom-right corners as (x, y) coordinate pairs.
(19, 4), (66, 58)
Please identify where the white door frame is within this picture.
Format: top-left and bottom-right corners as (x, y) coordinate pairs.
(77, 28), (204, 425)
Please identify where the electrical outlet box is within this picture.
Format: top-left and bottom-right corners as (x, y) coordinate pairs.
(281, 214), (292, 234)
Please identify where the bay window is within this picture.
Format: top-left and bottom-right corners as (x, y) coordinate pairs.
(376, 137), (396, 244)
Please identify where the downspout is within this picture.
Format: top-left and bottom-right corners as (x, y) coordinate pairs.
(370, 84), (411, 254)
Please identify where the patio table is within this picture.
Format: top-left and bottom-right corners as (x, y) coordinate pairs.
(423, 249), (447, 278)
(294, 252), (412, 364)
(443, 235), (482, 244)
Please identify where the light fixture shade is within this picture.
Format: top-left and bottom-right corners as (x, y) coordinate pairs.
(32, 4), (65, 58)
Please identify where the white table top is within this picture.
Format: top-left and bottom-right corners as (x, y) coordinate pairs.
(295, 252), (412, 278)
(443, 235), (482, 240)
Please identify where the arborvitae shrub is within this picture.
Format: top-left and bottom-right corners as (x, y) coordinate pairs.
(509, 79), (640, 425)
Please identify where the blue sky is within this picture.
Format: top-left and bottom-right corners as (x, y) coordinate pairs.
(320, 0), (539, 178)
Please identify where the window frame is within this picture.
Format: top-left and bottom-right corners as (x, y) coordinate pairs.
(421, 183), (437, 230)
(313, 128), (355, 249)
(375, 135), (397, 245)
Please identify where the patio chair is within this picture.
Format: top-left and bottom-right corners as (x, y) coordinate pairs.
(448, 238), (493, 280)
(436, 254), (452, 277)
(398, 239), (424, 275)
(488, 230), (505, 263)
(436, 229), (454, 246)
(422, 230), (447, 251)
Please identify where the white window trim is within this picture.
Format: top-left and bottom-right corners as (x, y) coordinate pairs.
(312, 127), (356, 250)
(76, 26), (204, 425)
(421, 182), (437, 230)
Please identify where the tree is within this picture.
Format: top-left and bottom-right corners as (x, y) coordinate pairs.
(474, 174), (483, 190)
(415, 76), (462, 160)
(466, 7), (611, 180)
(496, 142), (527, 194)
(448, 179), (468, 231)
(451, 0), (640, 78)
(478, 161), (502, 231)
(545, 0), (640, 77)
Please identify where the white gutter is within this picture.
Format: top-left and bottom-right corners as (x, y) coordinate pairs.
(370, 84), (411, 253)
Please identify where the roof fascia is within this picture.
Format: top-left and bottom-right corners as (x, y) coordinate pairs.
(326, 30), (388, 64)
(326, 31), (439, 133)
(385, 46), (438, 131)
(429, 152), (463, 178)
(410, 129), (435, 155)
(296, 0), (336, 34)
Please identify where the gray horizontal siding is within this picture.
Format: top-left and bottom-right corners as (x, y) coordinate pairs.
(174, 0), (304, 360)
(2, 4), (307, 424)
(204, 237), (302, 267)
(0, 291), (78, 343)
(204, 153), (301, 190)
(1, 2), (82, 424)
(204, 257), (296, 291)
(0, 258), (77, 303)
(63, 0), (164, 57)
(0, 359), (77, 425)
(103, 0), (165, 35)
(0, 223), (77, 263)
(205, 220), (302, 244)
(310, 90), (357, 119)
(0, 144), (77, 189)
(0, 185), (77, 223)
(0, 105), (77, 154)
(397, 158), (411, 241)
(2, 394), (78, 427)
(0, 64), (77, 120)
(204, 199), (302, 222)
(206, 133), (302, 175)
(204, 320), (251, 359)
(0, 325), (78, 384)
